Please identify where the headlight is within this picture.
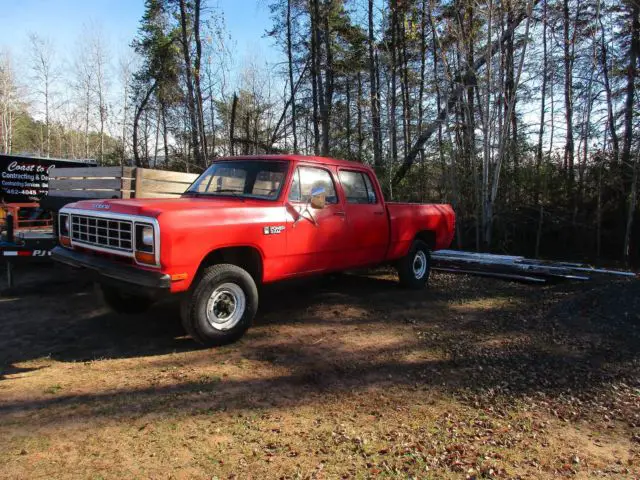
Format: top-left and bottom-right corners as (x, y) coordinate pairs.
(134, 222), (158, 266)
(142, 226), (154, 246)
(135, 223), (155, 254)
(59, 214), (70, 236)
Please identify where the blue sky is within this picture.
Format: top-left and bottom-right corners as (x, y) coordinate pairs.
(0, 0), (278, 76)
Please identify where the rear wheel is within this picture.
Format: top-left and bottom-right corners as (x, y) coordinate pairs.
(181, 264), (258, 346)
(100, 284), (152, 314)
(396, 240), (431, 289)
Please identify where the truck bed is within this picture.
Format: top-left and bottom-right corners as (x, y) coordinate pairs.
(386, 202), (455, 261)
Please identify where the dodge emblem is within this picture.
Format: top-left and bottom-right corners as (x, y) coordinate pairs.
(94, 203), (111, 210)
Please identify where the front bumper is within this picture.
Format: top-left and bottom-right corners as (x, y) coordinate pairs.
(52, 246), (171, 290)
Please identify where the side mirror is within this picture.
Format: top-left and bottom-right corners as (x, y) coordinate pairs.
(310, 186), (326, 210)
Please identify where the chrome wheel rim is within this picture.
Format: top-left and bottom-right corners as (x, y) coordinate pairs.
(413, 250), (427, 279)
(206, 283), (246, 331)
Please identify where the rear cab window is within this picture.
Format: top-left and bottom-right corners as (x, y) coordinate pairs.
(338, 170), (378, 204)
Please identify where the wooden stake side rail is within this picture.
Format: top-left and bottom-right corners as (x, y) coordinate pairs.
(48, 167), (198, 200)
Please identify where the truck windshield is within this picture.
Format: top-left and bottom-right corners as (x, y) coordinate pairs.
(185, 160), (288, 200)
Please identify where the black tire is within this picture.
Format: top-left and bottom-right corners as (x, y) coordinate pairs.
(396, 240), (431, 289)
(180, 264), (258, 346)
(100, 284), (152, 314)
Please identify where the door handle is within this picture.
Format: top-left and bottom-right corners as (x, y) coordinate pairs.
(373, 211), (385, 216)
(334, 211), (346, 217)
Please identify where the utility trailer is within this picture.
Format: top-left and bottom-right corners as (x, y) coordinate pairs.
(0, 155), (96, 288)
(2, 164), (197, 288)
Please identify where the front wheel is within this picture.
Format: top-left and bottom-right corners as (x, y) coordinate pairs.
(181, 264), (258, 346)
(396, 240), (431, 289)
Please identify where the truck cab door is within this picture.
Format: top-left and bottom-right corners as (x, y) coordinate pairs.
(284, 165), (349, 275)
(337, 169), (389, 268)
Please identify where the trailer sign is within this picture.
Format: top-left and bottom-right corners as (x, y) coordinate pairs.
(0, 154), (96, 203)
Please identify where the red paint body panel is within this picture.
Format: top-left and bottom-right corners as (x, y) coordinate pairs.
(60, 155), (455, 292)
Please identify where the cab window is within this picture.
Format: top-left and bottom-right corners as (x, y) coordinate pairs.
(288, 166), (338, 204)
(339, 170), (378, 204)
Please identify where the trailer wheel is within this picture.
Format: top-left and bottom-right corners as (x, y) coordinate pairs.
(181, 264), (258, 346)
(397, 240), (431, 289)
(100, 284), (152, 314)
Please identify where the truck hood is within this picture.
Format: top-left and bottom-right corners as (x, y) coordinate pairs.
(65, 196), (258, 218)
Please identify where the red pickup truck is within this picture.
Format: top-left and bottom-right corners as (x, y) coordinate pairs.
(52, 155), (455, 345)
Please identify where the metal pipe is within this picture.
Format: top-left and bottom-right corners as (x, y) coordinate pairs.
(432, 267), (547, 283)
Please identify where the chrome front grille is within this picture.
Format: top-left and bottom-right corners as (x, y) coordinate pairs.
(70, 214), (133, 252)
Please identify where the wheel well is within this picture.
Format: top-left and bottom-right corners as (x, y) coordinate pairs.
(197, 246), (263, 284)
(415, 230), (436, 251)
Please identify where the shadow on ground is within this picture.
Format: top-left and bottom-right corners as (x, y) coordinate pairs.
(1, 263), (639, 423)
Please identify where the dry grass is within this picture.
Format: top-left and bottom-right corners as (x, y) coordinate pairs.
(0, 264), (639, 479)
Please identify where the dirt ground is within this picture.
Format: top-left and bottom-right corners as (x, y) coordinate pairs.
(0, 263), (639, 479)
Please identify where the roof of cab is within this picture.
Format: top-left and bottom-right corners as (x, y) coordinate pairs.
(213, 154), (373, 171)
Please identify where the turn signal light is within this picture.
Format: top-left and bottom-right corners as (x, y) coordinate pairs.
(135, 251), (156, 265)
(60, 236), (71, 247)
(170, 273), (189, 281)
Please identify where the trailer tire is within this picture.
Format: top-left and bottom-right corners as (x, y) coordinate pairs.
(100, 284), (152, 314)
(397, 240), (431, 289)
(181, 264), (258, 346)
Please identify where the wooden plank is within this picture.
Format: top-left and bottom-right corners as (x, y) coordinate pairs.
(137, 168), (198, 184)
(50, 178), (123, 190)
(47, 190), (123, 199)
(136, 179), (192, 195)
(49, 166), (125, 178)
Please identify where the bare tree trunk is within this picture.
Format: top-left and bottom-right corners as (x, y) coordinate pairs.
(310, 0), (320, 155)
(390, 0), (398, 164)
(357, 71), (363, 161)
(178, 0), (202, 165)
(230, 92), (238, 156)
(624, 153), (638, 265)
(621, 0), (639, 169)
(599, 13), (619, 163)
(399, 4), (411, 160)
(142, 109), (149, 166)
(287, 0), (298, 153)
(154, 103), (160, 167)
(162, 102), (169, 163)
(45, 74), (50, 157)
(193, 0), (208, 165)
(481, 0), (493, 248)
(345, 75), (352, 158)
(535, 0), (547, 206)
(121, 78), (128, 165)
(562, 0), (576, 180)
(321, 3), (333, 156)
(209, 85), (216, 159)
(597, 150), (603, 258)
(535, 205), (544, 258)
(368, 0), (382, 168)
(505, 1), (518, 202)
(623, 0), (639, 265)
(428, 1), (447, 195)
(132, 81), (156, 167)
(85, 87), (90, 158)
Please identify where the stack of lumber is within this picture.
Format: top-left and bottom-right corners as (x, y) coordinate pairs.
(431, 250), (637, 283)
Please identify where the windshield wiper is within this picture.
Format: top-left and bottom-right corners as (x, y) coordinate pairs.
(184, 189), (246, 200)
(209, 189), (246, 201)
